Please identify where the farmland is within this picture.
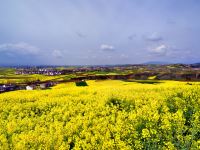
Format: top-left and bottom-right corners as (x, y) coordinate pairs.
(0, 64), (200, 86)
(0, 80), (199, 149)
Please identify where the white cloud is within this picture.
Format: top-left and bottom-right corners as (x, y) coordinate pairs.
(100, 44), (115, 51)
(52, 49), (63, 58)
(145, 32), (163, 42)
(120, 54), (129, 59)
(148, 44), (191, 60)
(149, 44), (168, 56)
(0, 42), (39, 55)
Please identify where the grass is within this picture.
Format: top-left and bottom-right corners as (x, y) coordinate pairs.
(0, 68), (15, 75)
(123, 79), (163, 84)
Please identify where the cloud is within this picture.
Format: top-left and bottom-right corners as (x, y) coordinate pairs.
(166, 47), (192, 60)
(76, 31), (86, 38)
(128, 34), (136, 40)
(149, 44), (168, 56)
(145, 32), (163, 42)
(52, 49), (63, 58)
(148, 44), (194, 62)
(166, 19), (176, 25)
(100, 44), (115, 51)
(120, 54), (129, 59)
(0, 42), (39, 55)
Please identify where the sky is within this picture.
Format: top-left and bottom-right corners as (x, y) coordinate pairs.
(0, 0), (200, 65)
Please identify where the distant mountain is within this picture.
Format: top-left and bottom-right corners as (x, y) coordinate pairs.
(190, 63), (200, 68)
(143, 61), (172, 65)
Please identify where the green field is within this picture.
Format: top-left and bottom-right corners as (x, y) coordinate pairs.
(0, 80), (199, 149)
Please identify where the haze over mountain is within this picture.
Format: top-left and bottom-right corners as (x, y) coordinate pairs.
(143, 61), (172, 65)
(0, 0), (200, 65)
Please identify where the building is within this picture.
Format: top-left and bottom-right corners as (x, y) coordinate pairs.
(26, 85), (36, 90)
(0, 84), (17, 92)
(40, 82), (53, 89)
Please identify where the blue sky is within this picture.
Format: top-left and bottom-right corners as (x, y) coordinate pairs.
(0, 0), (200, 65)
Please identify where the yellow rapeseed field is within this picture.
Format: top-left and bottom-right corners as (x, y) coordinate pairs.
(0, 80), (200, 149)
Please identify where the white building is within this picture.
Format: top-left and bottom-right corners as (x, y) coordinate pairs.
(26, 85), (35, 90)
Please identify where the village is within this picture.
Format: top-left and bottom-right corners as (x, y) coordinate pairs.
(14, 66), (115, 76)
